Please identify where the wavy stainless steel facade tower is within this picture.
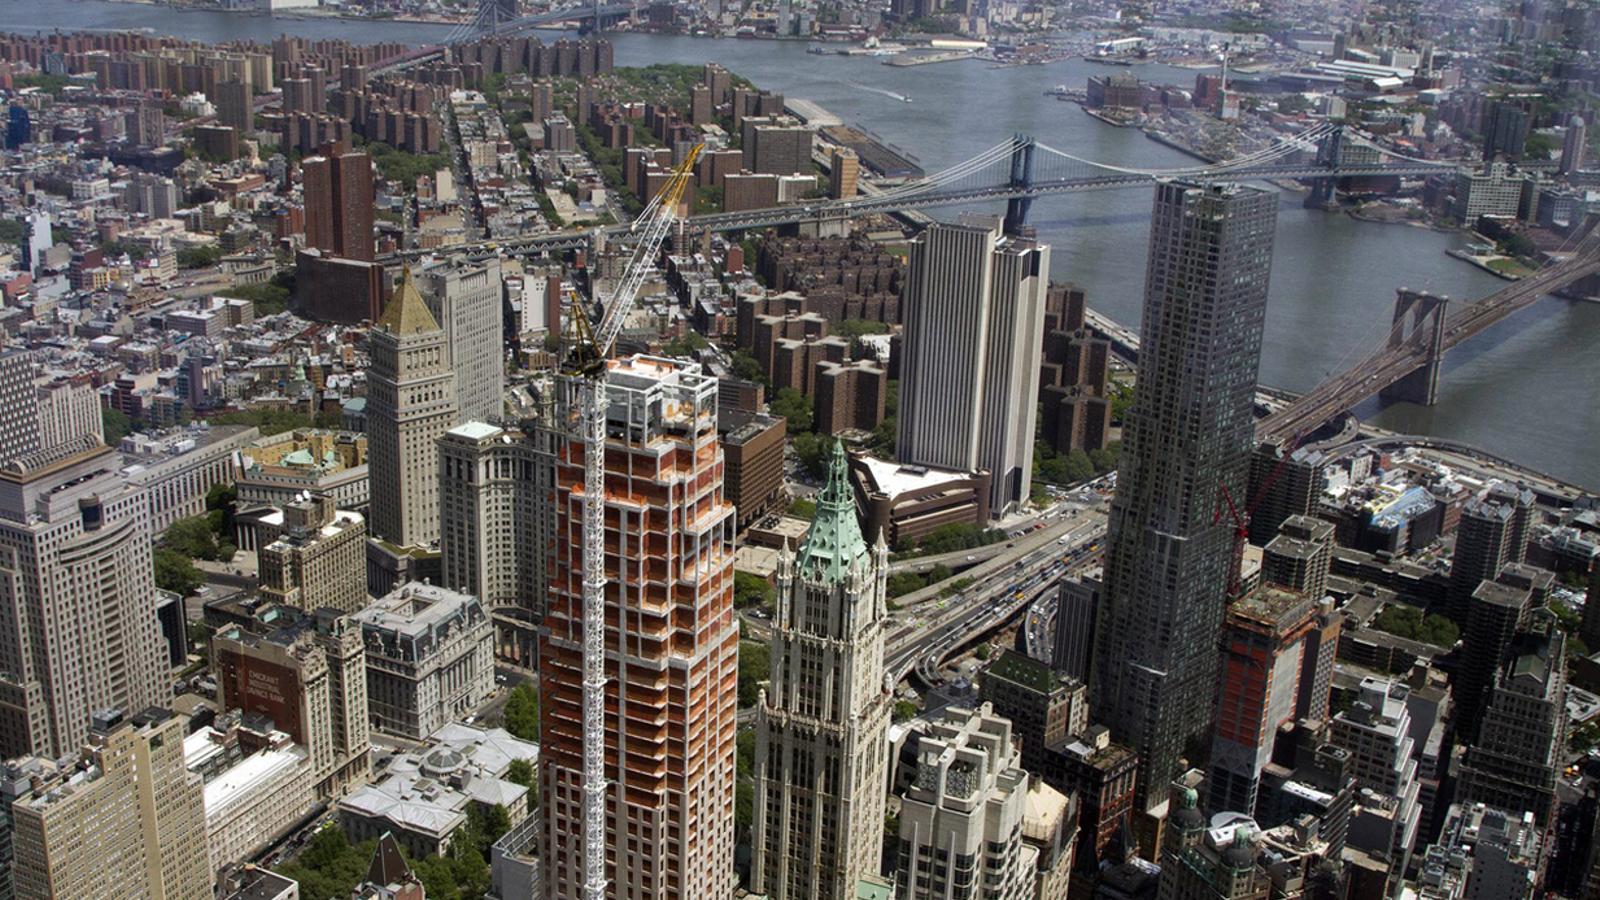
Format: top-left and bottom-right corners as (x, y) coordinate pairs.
(1090, 180), (1276, 812)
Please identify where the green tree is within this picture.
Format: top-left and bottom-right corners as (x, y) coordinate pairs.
(833, 319), (889, 339)
(893, 700), (919, 722)
(1523, 131), (1558, 160)
(659, 330), (710, 358)
(221, 280), (292, 316)
(787, 497), (817, 519)
(0, 218), (22, 246)
(1371, 605), (1458, 647)
(1063, 449), (1095, 482)
(1416, 614), (1461, 648)
(275, 828), (376, 900)
(886, 571), (926, 598)
(734, 571), (774, 609)
(470, 803), (513, 849)
(738, 641), (770, 707)
(915, 523), (1004, 555)
(102, 407), (134, 443)
(206, 407), (318, 436)
(1109, 382), (1135, 423)
(791, 432), (829, 479)
(177, 245), (222, 269)
(729, 350), (767, 386)
(770, 388), (813, 433)
(1500, 232), (1538, 259)
(1089, 444), (1120, 474)
(154, 547), (203, 595)
(974, 643), (991, 660)
(506, 757), (538, 807)
(165, 515), (223, 560)
(366, 142), (449, 188)
(503, 684), (540, 740)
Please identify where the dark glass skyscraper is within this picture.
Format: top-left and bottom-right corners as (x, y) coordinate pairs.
(1090, 180), (1277, 811)
(5, 105), (31, 149)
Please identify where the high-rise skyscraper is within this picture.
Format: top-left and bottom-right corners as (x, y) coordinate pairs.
(419, 258), (506, 423)
(897, 216), (1050, 515)
(366, 269), (457, 551)
(1561, 115), (1587, 176)
(216, 79), (251, 134)
(0, 438), (170, 759)
(1483, 100), (1530, 161)
(302, 148), (375, 262)
(1207, 585), (1328, 816)
(0, 351), (41, 466)
(20, 212), (51, 277)
(9, 708), (211, 900)
(130, 101), (166, 148)
(751, 443), (892, 900)
(539, 356), (739, 900)
(1245, 442), (1325, 545)
(1053, 572), (1101, 684)
(211, 604), (372, 800)
(4, 106), (30, 149)
(438, 421), (556, 666)
(1328, 677), (1423, 884)
(1261, 514), (1333, 601)
(829, 147), (859, 199)
(1447, 483), (1533, 620)
(258, 491), (368, 613)
(894, 703), (1035, 900)
(1091, 181), (1276, 811)
(34, 376), (103, 452)
(1458, 614), (1568, 829)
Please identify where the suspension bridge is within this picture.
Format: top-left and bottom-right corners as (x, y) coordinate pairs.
(367, 0), (632, 74)
(1256, 214), (1600, 443)
(387, 115), (1600, 439)
(438, 122), (1454, 258)
(439, 0), (634, 44)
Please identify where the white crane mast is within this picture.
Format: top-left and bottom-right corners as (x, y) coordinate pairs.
(565, 144), (702, 900)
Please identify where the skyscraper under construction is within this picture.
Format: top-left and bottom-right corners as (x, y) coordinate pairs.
(1090, 180), (1277, 811)
(540, 355), (740, 900)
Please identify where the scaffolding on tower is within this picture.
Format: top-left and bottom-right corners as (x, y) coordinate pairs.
(560, 142), (702, 900)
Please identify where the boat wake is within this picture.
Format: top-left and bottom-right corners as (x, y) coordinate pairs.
(850, 82), (913, 103)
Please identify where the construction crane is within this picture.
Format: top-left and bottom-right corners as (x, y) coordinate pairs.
(561, 142), (702, 900)
(1213, 432), (1307, 598)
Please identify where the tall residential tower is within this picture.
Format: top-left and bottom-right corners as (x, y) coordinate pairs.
(1090, 181), (1277, 810)
(539, 356), (739, 900)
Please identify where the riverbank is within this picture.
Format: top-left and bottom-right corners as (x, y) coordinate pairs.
(1447, 248), (1529, 280)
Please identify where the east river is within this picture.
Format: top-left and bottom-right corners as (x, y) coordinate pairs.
(11, 0), (1600, 488)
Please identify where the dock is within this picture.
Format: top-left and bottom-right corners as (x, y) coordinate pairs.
(884, 50), (977, 67)
(784, 98), (842, 128)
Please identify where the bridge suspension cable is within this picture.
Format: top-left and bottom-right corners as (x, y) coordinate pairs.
(1031, 122), (1337, 179)
(864, 137), (1027, 203)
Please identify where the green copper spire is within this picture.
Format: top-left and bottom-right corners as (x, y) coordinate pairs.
(795, 440), (868, 584)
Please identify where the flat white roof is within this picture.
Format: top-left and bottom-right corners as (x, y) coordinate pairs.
(859, 455), (970, 498)
(204, 746), (308, 817)
(448, 421), (504, 440)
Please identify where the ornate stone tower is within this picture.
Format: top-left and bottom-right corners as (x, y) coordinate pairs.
(751, 442), (893, 900)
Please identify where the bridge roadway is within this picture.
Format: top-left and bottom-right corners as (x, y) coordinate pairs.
(391, 160), (1450, 261)
(485, 3), (636, 38)
(1258, 224), (1600, 443)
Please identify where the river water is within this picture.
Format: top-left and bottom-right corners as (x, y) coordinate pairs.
(13, 0), (1600, 488)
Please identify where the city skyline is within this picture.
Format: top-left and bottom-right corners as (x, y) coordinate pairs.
(0, 4), (1597, 900)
